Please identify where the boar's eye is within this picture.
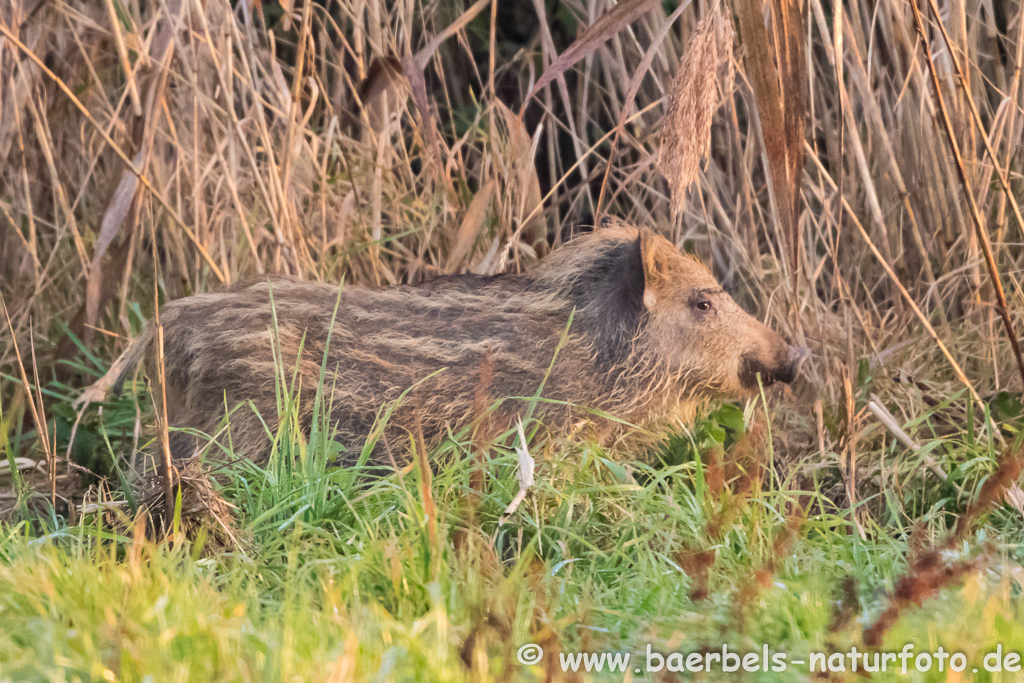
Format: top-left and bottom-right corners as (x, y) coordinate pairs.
(693, 300), (713, 312)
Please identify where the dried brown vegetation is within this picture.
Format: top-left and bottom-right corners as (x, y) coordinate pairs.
(659, 3), (734, 218)
(0, 0), (1023, 541)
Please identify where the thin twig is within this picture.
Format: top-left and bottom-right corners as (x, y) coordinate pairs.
(28, 323), (54, 506)
(1, 296), (55, 505)
(103, 0), (142, 116)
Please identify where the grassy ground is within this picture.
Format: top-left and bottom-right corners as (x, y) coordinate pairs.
(2, 369), (1023, 681)
(3, 0), (1024, 679)
(1, 420), (1022, 682)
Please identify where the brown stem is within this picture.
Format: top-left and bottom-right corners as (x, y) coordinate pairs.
(151, 223), (175, 532)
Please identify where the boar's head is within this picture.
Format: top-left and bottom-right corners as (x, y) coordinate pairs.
(614, 227), (808, 398)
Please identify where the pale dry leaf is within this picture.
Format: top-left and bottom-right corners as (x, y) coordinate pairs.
(524, 0), (663, 109)
(447, 179), (495, 272)
(735, 0), (805, 272)
(411, 0), (491, 71)
(0, 458), (42, 475)
(86, 149), (145, 331)
(499, 419), (535, 524)
(514, 419), (535, 490)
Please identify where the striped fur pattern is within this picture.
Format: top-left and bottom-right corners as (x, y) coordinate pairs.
(111, 223), (805, 467)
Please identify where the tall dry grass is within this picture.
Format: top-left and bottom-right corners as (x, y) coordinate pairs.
(1, 0), (1023, 517)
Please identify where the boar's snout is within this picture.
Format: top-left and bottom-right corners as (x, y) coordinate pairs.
(739, 344), (809, 390)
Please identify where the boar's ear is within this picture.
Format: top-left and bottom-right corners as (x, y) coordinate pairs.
(628, 228), (662, 309)
(616, 228), (660, 313)
(587, 229), (651, 349)
(617, 230), (646, 313)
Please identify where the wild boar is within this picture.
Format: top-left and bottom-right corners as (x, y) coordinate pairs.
(92, 223), (807, 472)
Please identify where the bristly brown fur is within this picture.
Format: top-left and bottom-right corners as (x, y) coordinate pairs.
(98, 222), (803, 474)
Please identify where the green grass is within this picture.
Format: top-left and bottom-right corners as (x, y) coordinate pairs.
(2, 373), (1024, 681)
(3, 320), (1024, 682)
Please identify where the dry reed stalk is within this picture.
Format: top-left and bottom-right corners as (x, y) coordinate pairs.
(0, 17), (226, 282)
(824, 0), (845, 267)
(520, 0), (662, 113)
(595, 0), (689, 220)
(187, 0), (272, 272)
(22, 84), (88, 276)
(803, 141), (989, 417)
(513, 100), (663, 248)
(103, 0), (141, 116)
(908, 0), (1024, 390)
(1, 297), (54, 506)
(27, 325), (54, 506)
(993, 5), (1024, 252)
(777, 0), (807, 290)
(527, 0), (594, 217)
(736, 0), (806, 288)
(842, 356), (865, 538)
(154, 320), (174, 531)
(279, 0), (314, 224)
(411, 0), (492, 72)
(830, 18), (940, 297)
(493, 100), (544, 260)
(919, 0), (1024, 242)
(146, 219), (175, 531)
(866, 395), (958, 491)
